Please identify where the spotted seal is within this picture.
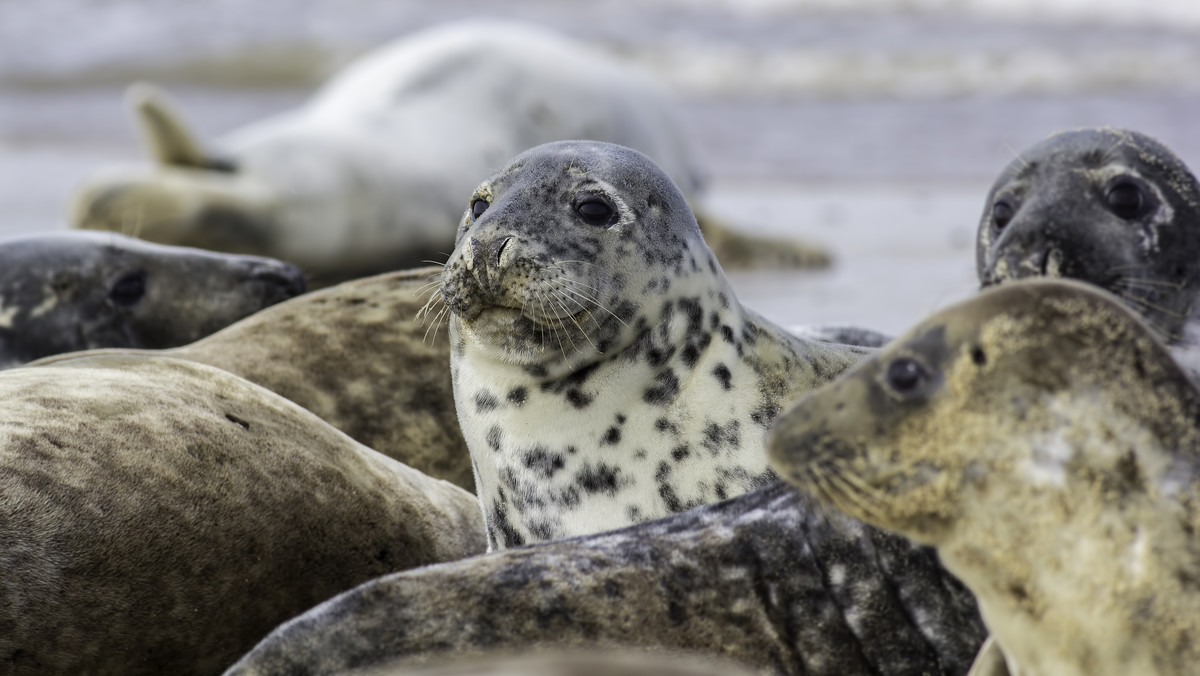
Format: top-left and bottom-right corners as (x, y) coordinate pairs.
(0, 231), (304, 368)
(768, 279), (1200, 676)
(975, 127), (1200, 356)
(70, 21), (828, 285)
(33, 266), (475, 491)
(224, 479), (986, 676)
(434, 140), (868, 548)
(2, 354), (485, 675)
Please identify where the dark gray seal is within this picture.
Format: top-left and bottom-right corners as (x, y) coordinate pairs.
(434, 140), (868, 549)
(0, 231), (304, 368)
(32, 266), (474, 492)
(976, 127), (1200, 346)
(2, 354), (485, 675)
(224, 480), (986, 676)
(769, 279), (1200, 676)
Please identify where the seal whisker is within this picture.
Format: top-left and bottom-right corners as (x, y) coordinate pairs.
(1119, 277), (1186, 290)
(552, 282), (606, 327)
(1120, 291), (1187, 319)
(550, 288), (600, 354)
(546, 291), (586, 354)
(556, 278), (628, 327)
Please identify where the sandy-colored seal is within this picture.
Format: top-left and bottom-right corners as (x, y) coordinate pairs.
(32, 266), (474, 491)
(976, 127), (1200, 346)
(70, 21), (828, 285)
(768, 278), (1200, 676)
(436, 140), (867, 548)
(223, 480), (986, 676)
(0, 231), (303, 368)
(2, 354), (485, 675)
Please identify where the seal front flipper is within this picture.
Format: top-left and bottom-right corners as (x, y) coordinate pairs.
(127, 82), (236, 172)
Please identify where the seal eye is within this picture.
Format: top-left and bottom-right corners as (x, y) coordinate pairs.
(471, 198), (490, 220)
(992, 200), (1015, 230)
(885, 357), (927, 394)
(574, 197), (616, 227)
(1106, 181), (1145, 219)
(108, 270), (146, 306)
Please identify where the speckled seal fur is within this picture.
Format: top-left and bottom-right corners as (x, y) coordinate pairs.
(976, 128), (1200, 358)
(435, 141), (868, 548)
(70, 22), (828, 285)
(769, 279), (1200, 676)
(224, 479), (986, 676)
(1, 354), (485, 675)
(33, 266), (474, 491)
(0, 231), (303, 368)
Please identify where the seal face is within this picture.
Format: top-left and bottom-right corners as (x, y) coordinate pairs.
(768, 279), (1200, 676)
(976, 127), (1200, 346)
(0, 232), (304, 368)
(435, 140), (866, 549)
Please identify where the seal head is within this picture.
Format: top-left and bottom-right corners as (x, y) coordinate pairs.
(769, 279), (1200, 675)
(0, 232), (305, 368)
(976, 127), (1200, 343)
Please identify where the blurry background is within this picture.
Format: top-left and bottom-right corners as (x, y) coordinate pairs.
(3, 0), (1199, 333)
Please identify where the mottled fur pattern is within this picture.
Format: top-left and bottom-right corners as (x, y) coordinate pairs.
(34, 267), (475, 491)
(439, 141), (867, 548)
(976, 127), (1200, 348)
(0, 355), (485, 676)
(225, 480), (986, 676)
(0, 231), (303, 368)
(769, 279), (1200, 676)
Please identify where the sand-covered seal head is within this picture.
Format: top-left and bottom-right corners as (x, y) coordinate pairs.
(0, 231), (305, 368)
(976, 127), (1200, 343)
(769, 279), (1200, 675)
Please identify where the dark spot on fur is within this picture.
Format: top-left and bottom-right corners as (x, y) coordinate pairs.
(224, 414), (250, 430)
(601, 426), (621, 445)
(522, 447), (565, 478)
(720, 325), (735, 344)
(507, 387), (528, 405)
(643, 369), (680, 405)
(474, 391), (499, 413)
(616, 414), (626, 424)
(713, 363), (733, 390)
(750, 402), (780, 427)
(490, 499), (525, 548)
(671, 445), (690, 461)
(576, 463), (623, 495)
(971, 347), (987, 366)
(566, 389), (593, 408)
(487, 426), (503, 452)
(681, 344), (699, 367)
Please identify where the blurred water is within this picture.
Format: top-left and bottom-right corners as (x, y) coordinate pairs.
(2, 0), (1199, 333)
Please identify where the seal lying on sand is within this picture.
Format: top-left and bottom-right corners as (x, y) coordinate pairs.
(2, 354), (485, 676)
(71, 21), (829, 284)
(436, 140), (867, 548)
(0, 231), (303, 368)
(769, 279), (1200, 676)
(32, 266), (475, 492)
(224, 480), (986, 676)
(975, 127), (1200, 372)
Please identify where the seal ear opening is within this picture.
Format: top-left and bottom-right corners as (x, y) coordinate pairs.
(126, 83), (236, 173)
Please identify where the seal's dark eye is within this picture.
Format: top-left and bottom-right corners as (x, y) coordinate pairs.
(1106, 181), (1145, 219)
(575, 198), (616, 227)
(471, 198), (489, 220)
(109, 270), (146, 306)
(992, 200), (1015, 230)
(885, 357), (927, 394)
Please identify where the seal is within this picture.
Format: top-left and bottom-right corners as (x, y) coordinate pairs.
(435, 140), (868, 549)
(0, 231), (304, 368)
(31, 266), (475, 491)
(768, 278), (1200, 676)
(69, 21), (829, 285)
(976, 127), (1200, 348)
(366, 651), (759, 676)
(2, 353), (486, 675)
(223, 480), (986, 676)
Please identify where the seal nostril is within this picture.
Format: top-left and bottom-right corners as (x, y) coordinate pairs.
(495, 237), (512, 265)
(252, 264), (308, 297)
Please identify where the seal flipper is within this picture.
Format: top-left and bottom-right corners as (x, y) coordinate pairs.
(126, 83), (237, 173)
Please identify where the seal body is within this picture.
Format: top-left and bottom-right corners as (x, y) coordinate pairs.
(224, 480), (986, 676)
(769, 279), (1200, 676)
(34, 267), (475, 491)
(1, 354), (485, 675)
(0, 231), (303, 368)
(976, 127), (1200, 348)
(438, 140), (866, 548)
(71, 22), (827, 284)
